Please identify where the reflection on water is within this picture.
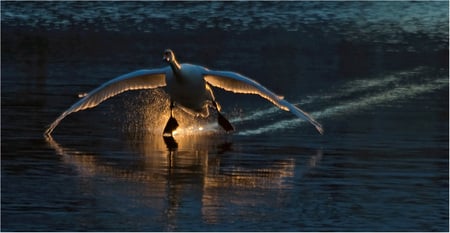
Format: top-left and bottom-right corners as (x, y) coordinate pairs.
(45, 132), (323, 229)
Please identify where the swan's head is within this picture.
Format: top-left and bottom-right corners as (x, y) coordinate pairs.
(163, 49), (176, 63)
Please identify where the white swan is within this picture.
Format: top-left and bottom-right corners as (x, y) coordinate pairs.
(44, 49), (323, 136)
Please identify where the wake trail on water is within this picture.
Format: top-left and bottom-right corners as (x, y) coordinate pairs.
(231, 67), (420, 124)
(235, 67), (448, 136)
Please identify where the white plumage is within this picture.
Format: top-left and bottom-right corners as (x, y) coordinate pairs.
(45, 49), (323, 136)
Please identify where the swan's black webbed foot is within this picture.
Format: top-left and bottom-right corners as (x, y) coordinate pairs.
(163, 116), (179, 137)
(212, 100), (234, 132)
(217, 112), (234, 132)
(163, 101), (179, 137)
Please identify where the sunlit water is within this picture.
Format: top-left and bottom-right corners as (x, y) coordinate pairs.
(2, 2), (448, 231)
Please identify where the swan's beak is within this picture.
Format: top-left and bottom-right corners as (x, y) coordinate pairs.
(163, 56), (171, 62)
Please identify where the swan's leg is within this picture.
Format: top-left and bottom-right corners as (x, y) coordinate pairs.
(163, 100), (179, 137)
(214, 101), (234, 132)
(206, 84), (234, 132)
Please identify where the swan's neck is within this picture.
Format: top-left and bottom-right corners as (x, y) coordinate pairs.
(169, 60), (182, 78)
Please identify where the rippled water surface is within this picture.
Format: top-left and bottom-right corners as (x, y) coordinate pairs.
(2, 1), (448, 231)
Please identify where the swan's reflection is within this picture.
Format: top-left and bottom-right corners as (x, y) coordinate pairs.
(45, 132), (323, 227)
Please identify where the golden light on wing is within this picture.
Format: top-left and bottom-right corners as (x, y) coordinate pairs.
(76, 72), (167, 111)
(45, 69), (168, 135)
(204, 73), (289, 111)
(204, 70), (323, 134)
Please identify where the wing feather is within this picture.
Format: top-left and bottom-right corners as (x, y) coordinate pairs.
(204, 70), (288, 110)
(203, 69), (323, 134)
(45, 68), (168, 135)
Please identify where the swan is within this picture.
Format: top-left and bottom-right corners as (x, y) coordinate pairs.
(44, 49), (323, 137)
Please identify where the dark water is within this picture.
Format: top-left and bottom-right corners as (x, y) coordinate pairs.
(2, 1), (448, 231)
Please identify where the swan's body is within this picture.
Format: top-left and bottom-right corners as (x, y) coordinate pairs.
(45, 49), (323, 136)
(165, 64), (212, 115)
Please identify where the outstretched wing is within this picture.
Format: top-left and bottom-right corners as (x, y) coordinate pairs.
(203, 69), (323, 134)
(45, 68), (169, 135)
